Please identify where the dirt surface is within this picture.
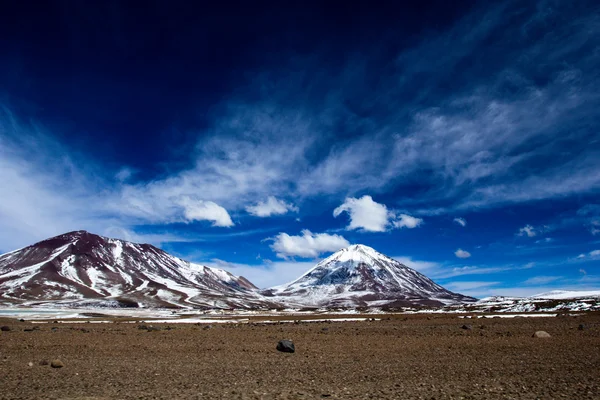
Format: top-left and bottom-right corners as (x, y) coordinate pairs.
(1, 313), (599, 399)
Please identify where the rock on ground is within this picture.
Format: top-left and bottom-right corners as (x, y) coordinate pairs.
(276, 339), (295, 353)
(533, 331), (551, 338)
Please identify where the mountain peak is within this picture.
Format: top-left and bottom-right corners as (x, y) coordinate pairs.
(326, 243), (386, 264)
(267, 243), (476, 307)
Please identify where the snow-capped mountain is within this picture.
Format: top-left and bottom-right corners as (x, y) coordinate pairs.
(262, 244), (476, 308)
(0, 230), (274, 309)
(465, 290), (600, 313)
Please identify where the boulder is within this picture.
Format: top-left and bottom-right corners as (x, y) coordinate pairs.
(532, 331), (551, 338)
(50, 359), (64, 368)
(0, 326), (11, 332)
(276, 339), (295, 353)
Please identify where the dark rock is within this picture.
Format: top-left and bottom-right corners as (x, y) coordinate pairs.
(19, 319), (25, 322)
(1, 326), (11, 332)
(39, 360), (49, 366)
(203, 325), (213, 330)
(23, 328), (34, 332)
(578, 324), (586, 331)
(50, 359), (64, 368)
(276, 339), (295, 353)
(461, 324), (472, 330)
(137, 324), (148, 330)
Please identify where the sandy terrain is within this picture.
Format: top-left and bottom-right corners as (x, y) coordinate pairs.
(1, 312), (599, 399)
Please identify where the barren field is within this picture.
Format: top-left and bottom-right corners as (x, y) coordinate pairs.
(1, 313), (599, 399)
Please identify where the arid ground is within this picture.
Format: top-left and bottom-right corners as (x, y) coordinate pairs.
(1, 313), (599, 399)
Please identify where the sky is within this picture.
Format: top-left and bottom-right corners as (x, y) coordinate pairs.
(1, 0), (599, 298)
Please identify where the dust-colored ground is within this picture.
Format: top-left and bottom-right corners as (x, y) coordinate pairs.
(1, 313), (599, 399)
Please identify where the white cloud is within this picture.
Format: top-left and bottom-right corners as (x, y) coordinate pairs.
(179, 198), (234, 227)
(453, 217), (467, 227)
(454, 248), (471, 258)
(246, 196), (298, 217)
(333, 196), (422, 232)
(269, 230), (350, 259)
(392, 213), (424, 229)
(590, 250), (600, 258)
(333, 196), (389, 232)
(517, 224), (537, 237)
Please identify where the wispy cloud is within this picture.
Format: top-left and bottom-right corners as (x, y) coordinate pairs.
(517, 225), (537, 237)
(246, 196), (298, 217)
(523, 276), (562, 285)
(453, 217), (467, 227)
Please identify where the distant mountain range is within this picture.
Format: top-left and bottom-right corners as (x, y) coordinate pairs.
(0, 230), (489, 309)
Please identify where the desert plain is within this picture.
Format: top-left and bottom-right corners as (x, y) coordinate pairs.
(0, 312), (599, 400)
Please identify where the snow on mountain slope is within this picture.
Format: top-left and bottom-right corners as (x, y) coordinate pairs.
(262, 244), (476, 308)
(530, 290), (600, 300)
(0, 231), (274, 309)
(469, 290), (600, 313)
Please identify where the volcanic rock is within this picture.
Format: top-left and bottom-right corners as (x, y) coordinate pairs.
(276, 340), (295, 353)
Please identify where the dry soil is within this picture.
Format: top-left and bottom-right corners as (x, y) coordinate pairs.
(1, 313), (599, 399)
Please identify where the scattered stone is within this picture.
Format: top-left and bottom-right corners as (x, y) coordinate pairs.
(50, 359), (64, 368)
(461, 324), (472, 330)
(0, 326), (11, 332)
(51, 327), (58, 332)
(23, 328), (34, 332)
(578, 324), (586, 331)
(33, 326), (40, 331)
(276, 339), (295, 353)
(146, 326), (161, 332)
(27, 362), (33, 367)
(39, 360), (49, 366)
(533, 331), (551, 338)
(321, 327), (329, 332)
(203, 325), (213, 330)
(19, 319), (25, 323)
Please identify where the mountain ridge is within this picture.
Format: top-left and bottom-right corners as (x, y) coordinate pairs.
(1, 231), (477, 309)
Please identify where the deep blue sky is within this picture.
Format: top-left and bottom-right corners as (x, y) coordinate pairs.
(1, 0), (599, 297)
